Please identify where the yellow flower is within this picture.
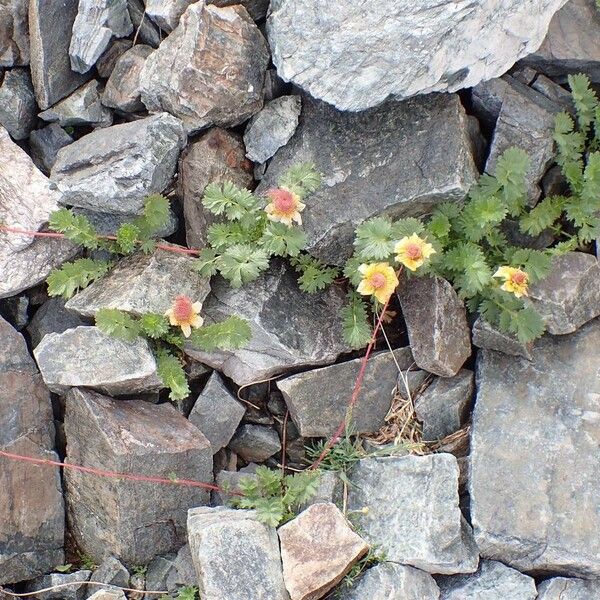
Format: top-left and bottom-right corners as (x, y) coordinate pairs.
(493, 266), (529, 298)
(165, 295), (204, 337)
(264, 187), (305, 226)
(357, 262), (399, 304)
(394, 233), (436, 272)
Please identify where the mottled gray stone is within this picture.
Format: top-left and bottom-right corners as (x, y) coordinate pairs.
(0, 0), (29, 66)
(0, 295), (28, 330)
(140, 2), (269, 133)
(144, 0), (193, 31)
(347, 454), (479, 575)
(28, 298), (84, 348)
(95, 38), (132, 78)
(69, 0), (132, 73)
(471, 317), (533, 360)
(229, 424), (281, 463)
(127, 0), (161, 48)
(213, 469), (258, 505)
(143, 555), (176, 599)
(0, 68), (37, 139)
(91, 556), (129, 589)
(209, 0), (269, 21)
(51, 113), (186, 214)
(34, 326), (162, 395)
(277, 348), (413, 437)
(25, 571), (91, 600)
(531, 74), (574, 108)
(258, 94), (478, 265)
(87, 592), (126, 600)
(537, 576), (600, 599)
(65, 388), (212, 565)
(187, 506), (288, 600)
(471, 319), (600, 576)
(29, 123), (73, 175)
(397, 275), (471, 377)
(165, 544), (196, 592)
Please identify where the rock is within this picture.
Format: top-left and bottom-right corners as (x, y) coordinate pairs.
(537, 577), (600, 599)
(471, 319), (600, 576)
(144, 555), (176, 599)
(258, 94), (478, 265)
(65, 388), (212, 565)
(414, 369), (474, 440)
(267, 0), (568, 111)
(165, 544), (196, 592)
(29, 123), (73, 175)
(178, 127), (253, 249)
(528, 252), (600, 334)
(0, 295), (29, 329)
(187, 506), (289, 600)
(531, 74), (574, 108)
(244, 96), (301, 163)
(28, 298), (86, 348)
(144, 0), (193, 31)
(278, 503), (369, 600)
(127, 0), (162, 48)
(188, 372), (245, 454)
(437, 560), (536, 599)
(0, 126), (76, 298)
(102, 44), (152, 112)
(397, 275), (471, 377)
(0, 0), (29, 66)
(65, 247), (210, 318)
(29, 0), (90, 109)
(51, 113), (186, 214)
(34, 326), (162, 395)
(471, 317), (533, 360)
(87, 592), (126, 600)
(228, 424), (281, 463)
(213, 469), (258, 505)
(0, 316), (64, 584)
(69, 0), (132, 74)
(24, 571), (91, 600)
(209, 0), (269, 21)
(0, 68), (38, 139)
(95, 38), (132, 78)
(471, 76), (516, 130)
(39, 79), (112, 127)
(91, 556), (130, 590)
(277, 348), (413, 437)
(337, 563), (440, 600)
(347, 454), (479, 575)
(140, 2), (269, 133)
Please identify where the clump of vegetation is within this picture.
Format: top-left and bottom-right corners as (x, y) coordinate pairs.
(335, 545), (387, 594)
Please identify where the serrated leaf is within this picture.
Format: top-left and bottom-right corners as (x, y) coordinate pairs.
(202, 181), (259, 221)
(206, 222), (250, 250)
(115, 222), (140, 254)
(95, 308), (140, 341)
(46, 259), (111, 299)
(139, 313), (170, 339)
(343, 256), (363, 287)
(568, 73), (598, 132)
(135, 194), (170, 237)
(341, 292), (372, 349)
(156, 350), (190, 401)
(519, 195), (565, 235)
(259, 222), (307, 257)
(48, 208), (99, 249)
(508, 305), (546, 344)
(192, 248), (220, 277)
(391, 217), (425, 240)
(507, 248), (552, 283)
(278, 163), (321, 198)
(188, 316), (251, 351)
(296, 263), (339, 292)
(217, 244), (269, 287)
(354, 216), (395, 260)
(427, 212), (451, 239)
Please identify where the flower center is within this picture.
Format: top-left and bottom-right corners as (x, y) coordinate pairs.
(405, 243), (423, 260)
(272, 189), (296, 213)
(511, 271), (527, 285)
(370, 272), (387, 289)
(173, 295), (193, 322)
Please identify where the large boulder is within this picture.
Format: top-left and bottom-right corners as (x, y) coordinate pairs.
(0, 67), (38, 140)
(0, 0), (29, 66)
(537, 577), (600, 599)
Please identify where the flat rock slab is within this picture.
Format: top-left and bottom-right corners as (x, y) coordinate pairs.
(0, 67), (38, 140)
(537, 576), (600, 599)
(228, 424), (281, 463)
(65, 388), (212, 565)
(28, 297), (86, 348)
(24, 570), (91, 600)
(0, 0), (29, 66)
(471, 318), (600, 577)
(471, 317), (533, 360)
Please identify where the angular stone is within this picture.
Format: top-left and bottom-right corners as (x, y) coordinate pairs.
(69, 0), (132, 74)
(91, 556), (130, 589)
(0, 68), (38, 139)
(347, 454), (479, 574)
(228, 424), (281, 463)
(277, 348), (413, 437)
(27, 298), (86, 348)
(0, 295), (29, 330)
(29, 0), (90, 109)
(471, 317), (533, 360)
(95, 38), (132, 78)
(278, 503), (368, 600)
(143, 555), (176, 599)
(65, 247), (210, 318)
(187, 506), (288, 600)
(140, 2), (269, 133)
(39, 79), (112, 127)
(0, 0), (29, 66)
(209, 0), (269, 21)
(145, 0), (193, 31)
(88, 592), (126, 600)
(65, 388), (212, 564)
(244, 95), (301, 164)
(189, 372), (245, 454)
(397, 275), (471, 377)
(24, 570), (92, 600)
(471, 320), (600, 576)
(337, 563), (440, 600)
(165, 544), (196, 592)
(531, 74), (574, 108)
(529, 252), (600, 334)
(258, 94), (478, 265)
(51, 113), (186, 214)
(127, 0), (161, 48)
(537, 576), (600, 599)
(179, 127), (253, 249)
(267, 0), (568, 111)
(34, 326), (162, 395)
(29, 123), (73, 175)
(102, 44), (152, 112)
(0, 316), (64, 584)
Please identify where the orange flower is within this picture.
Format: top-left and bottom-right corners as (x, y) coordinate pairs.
(493, 266), (529, 298)
(394, 233), (436, 272)
(357, 262), (399, 304)
(265, 187), (305, 226)
(165, 295), (203, 337)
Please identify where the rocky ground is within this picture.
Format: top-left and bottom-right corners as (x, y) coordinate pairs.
(1, 0), (600, 599)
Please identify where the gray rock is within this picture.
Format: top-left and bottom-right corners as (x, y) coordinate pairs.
(29, 123), (73, 175)
(437, 560), (537, 599)
(0, 316), (65, 584)
(91, 556), (129, 589)
(189, 372), (245, 454)
(51, 113), (186, 214)
(29, 0), (91, 109)
(65, 388), (212, 565)
(244, 95), (301, 163)
(34, 326), (163, 395)
(95, 38), (132, 78)
(127, 0), (162, 48)
(337, 563), (440, 600)
(262, 68), (288, 103)
(529, 252), (600, 334)
(69, 0), (133, 73)
(470, 319), (600, 576)
(165, 544), (196, 592)
(39, 80), (112, 127)
(397, 275), (471, 377)
(277, 348), (413, 437)
(471, 317), (533, 360)
(102, 44), (152, 112)
(144, 0), (193, 31)
(347, 454), (479, 575)
(266, 0), (568, 111)
(531, 74), (574, 108)
(143, 555), (176, 599)
(0, 0), (29, 66)
(184, 262), (349, 386)
(472, 76), (516, 129)
(0, 68), (38, 139)
(25, 571), (92, 600)
(28, 298), (86, 348)
(257, 94), (478, 265)
(65, 247), (210, 318)
(213, 469), (258, 505)
(140, 2), (269, 133)
(187, 506), (289, 600)
(415, 369), (474, 440)
(87, 592), (125, 600)
(537, 576), (600, 599)
(209, 0), (269, 21)
(0, 294), (28, 329)
(228, 424), (281, 463)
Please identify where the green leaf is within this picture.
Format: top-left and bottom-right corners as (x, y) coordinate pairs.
(259, 222), (307, 257)
(217, 244), (270, 287)
(206, 222), (251, 250)
(278, 163), (321, 198)
(54, 564), (72, 573)
(134, 194), (170, 237)
(354, 216), (395, 260)
(46, 259), (111, 299)
(494, 147), (529, 215)
(341, 292), (372, 349)
(188, 316), (252, 351)
(568, 73), (598, 132)
(508, 305), (546, 344)
(175, 586), (199, 600)
(156, 350), (190, 401)
(519, 195), (565, 235)
(115, 222), (140, 254)
(343, 256), (363, 287)
(290, 253), (339, 293)
(202, 181), (259, 221)
(390, 217), (425, 240)
(507, 248), (552, 283)
(48, 208), (99, 249)
(139, 313), (170, 339)
(427, 212), (451, 239)
(282, 470), (320, 506)
(95, 308), (140, 341)
(192, 248), (220, 277)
